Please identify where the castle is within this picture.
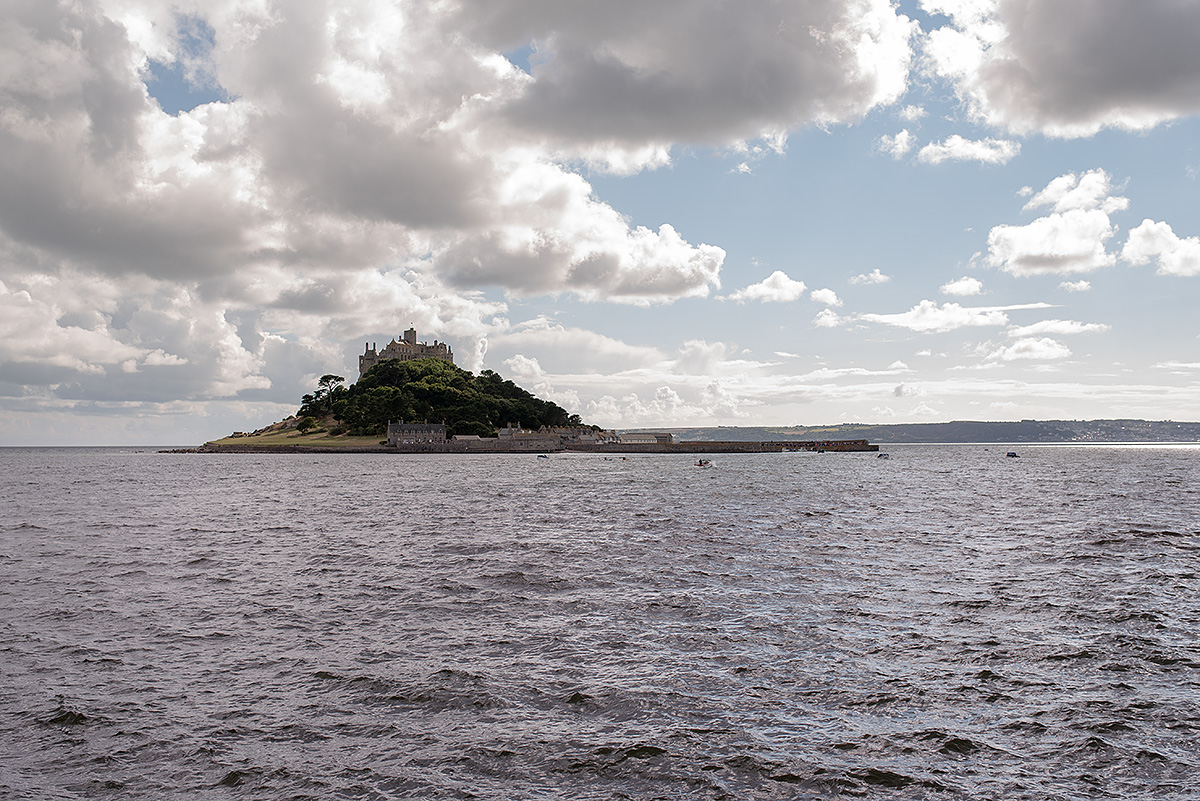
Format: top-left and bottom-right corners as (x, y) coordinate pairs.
(359, 328), (454, 379)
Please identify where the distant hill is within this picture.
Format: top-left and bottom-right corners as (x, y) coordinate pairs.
(631, 419), (1200, 444)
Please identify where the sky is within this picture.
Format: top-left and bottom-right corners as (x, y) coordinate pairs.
(2, 0), (1200, 445)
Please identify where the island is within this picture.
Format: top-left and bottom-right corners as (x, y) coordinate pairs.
(185, 356), (878, 454)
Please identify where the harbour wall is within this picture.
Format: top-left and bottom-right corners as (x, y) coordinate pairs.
(176, 439), (877, 455)
(563, 440), (877, 454)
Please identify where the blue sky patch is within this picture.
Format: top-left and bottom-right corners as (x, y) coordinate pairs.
(143, 16), (230, 114)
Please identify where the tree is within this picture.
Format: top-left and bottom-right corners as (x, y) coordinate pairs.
(299, 374), (346, 417)
(315, 374), (344, 414)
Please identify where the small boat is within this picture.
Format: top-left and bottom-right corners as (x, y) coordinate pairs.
(695, 459), (712, 468)
(537, 454), (549, 459)
(1006, 451), (1019, 458)
(877, 452), (889, 459)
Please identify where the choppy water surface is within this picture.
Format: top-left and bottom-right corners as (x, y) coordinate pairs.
(2, 445), (1198, 800)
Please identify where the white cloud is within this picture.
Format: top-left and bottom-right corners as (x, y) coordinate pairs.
(501, 353), (545, 381)
(986, 170), (1127, 276)
(499, 354), (585, 412)
(726, 270), (807, 303)
(1059, 280), (1091, 292)
(433, 178), (726, 303)
(489, 327), (778, 428)
(1006, 319), (1110, 338)
(585, 386), (717, 428)
(985, 337), (1072, 362)
(859, 300), (1046, 333)
(143, 349), (190, 367)
(940, 276), (983, 296)
(813, 309), (843, 328)
(810, 288), (843, 307)
(488, 313), (933, 430)
(672, 340), (755, 376)
(729, 132), (789, 160)
(917, 135), (1020, 165)
(988, 209), (1116, 276)
(910, 401), (942, 418)
(0, 258), (522, 408)
(898, 104), (926, 121)
(1023, 169), (1129, 215)
(878, 129), (913, 159)
(850, 268), (891, 285)
(922, 0), (1200, 136)
(0, 272), (277, 400)
(1122, 219), (1200, 277)
(491, 318), (662, 375)
(0, 279), (146, 375)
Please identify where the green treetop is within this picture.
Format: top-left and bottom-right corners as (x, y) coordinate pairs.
(298, 358), (583, 437)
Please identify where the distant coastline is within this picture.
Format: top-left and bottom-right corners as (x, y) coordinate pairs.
(634, 419), (1200, 445)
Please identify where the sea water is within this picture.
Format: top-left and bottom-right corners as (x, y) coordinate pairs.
(1, 445), (1197, 800)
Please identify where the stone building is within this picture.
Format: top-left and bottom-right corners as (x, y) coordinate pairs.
(359, 328), (453, 379)
(493, 424), (561, 450)
(386, 422), (447, 448)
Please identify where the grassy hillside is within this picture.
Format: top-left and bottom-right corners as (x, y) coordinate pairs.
(206, 429), (385, 448)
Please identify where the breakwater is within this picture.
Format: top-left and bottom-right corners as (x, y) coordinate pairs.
(174, 439), (877, 455)
(565, 439), (877, 454)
